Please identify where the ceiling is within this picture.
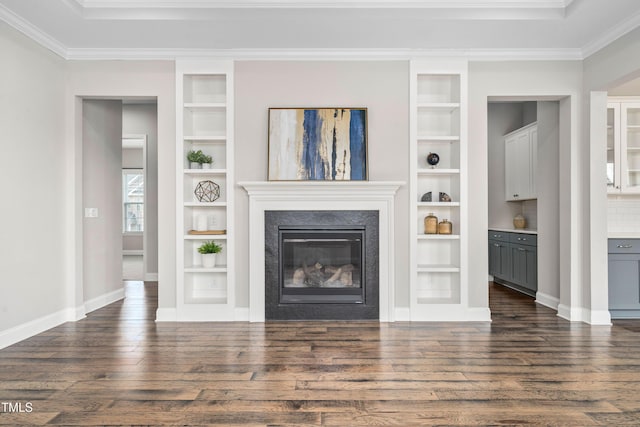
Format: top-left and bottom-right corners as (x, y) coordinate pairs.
(1, 0), (640, 60)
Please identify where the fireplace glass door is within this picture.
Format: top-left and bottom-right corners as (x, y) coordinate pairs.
(279, 228), (365, 304)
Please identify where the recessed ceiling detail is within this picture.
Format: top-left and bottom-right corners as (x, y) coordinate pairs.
(1, 0), (639, 60)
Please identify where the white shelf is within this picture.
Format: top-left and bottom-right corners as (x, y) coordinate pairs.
(417, 234), (460, 240)
(177, 61), (235, 317)
(417, 136), (460, 142)
(184, 136), (226, 142)
(417, 202), (460, 207)
(184, 234), (227, 240)
(417, 168), (460, 175)
(184, 168), (227, 175)
(418, 265), (460, 273)
(184, 102), (226, 109)
(184, 202), (227, 207)
(185, 267), (228, 273)
(417, 103), (460, 112)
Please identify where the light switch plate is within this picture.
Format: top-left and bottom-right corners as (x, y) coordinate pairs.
(85, 208), (98, 218)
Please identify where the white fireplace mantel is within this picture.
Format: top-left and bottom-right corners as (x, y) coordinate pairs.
(239, 181), (404, 322)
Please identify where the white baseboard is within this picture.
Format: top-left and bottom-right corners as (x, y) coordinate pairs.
(557, 304), (612, 325)
(84, 288), (125, 314)
(234, 307), (250, 321)
(394, 307), (411, 321)
(155, 307), (177, 321)
(535, 292), (559, 310)
(144, 273), (158, 281)
(0, 307), (78, 350)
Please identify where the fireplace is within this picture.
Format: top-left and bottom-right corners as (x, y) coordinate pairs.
(265, 210), (379, 320)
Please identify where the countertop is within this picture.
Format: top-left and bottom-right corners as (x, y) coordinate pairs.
(489, 227), (538, 235)
(609, 233), (640, 239)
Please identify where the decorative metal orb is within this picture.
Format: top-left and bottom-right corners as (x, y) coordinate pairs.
(194, 180), (220, 203)
(427, 152), (440, 167)
(420, 192), (432, 202)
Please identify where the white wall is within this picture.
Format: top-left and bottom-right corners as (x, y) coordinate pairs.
(122, 103), (159, 276)
(66, 61), (175, 314)
(0, 23), (68, 344)
(122, 147), (143, 169)
(82, 100), (123, 303)
(468, 60), (582, 312)
(234, 60), (410, 308)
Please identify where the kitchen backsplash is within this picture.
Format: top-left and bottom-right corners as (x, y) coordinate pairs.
(608, 198), (640, 233)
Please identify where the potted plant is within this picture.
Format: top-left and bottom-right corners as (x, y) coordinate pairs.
(187, 149), (204, 169)
(198, 240), (222, 268)
(200, 153), (213, 169)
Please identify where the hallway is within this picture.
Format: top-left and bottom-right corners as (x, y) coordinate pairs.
(1, 283), (639, 425)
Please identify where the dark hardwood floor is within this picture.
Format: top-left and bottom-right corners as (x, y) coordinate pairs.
(2, 282), (640, 425)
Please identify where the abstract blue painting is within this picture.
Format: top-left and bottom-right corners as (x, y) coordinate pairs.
(268, 108), (367, 181)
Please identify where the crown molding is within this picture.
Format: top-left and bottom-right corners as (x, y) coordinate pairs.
(0, 3), (68, 58)
(72, 0), (572, 9)
(64, 47), (583, 61)
(581, 9), (640, 58)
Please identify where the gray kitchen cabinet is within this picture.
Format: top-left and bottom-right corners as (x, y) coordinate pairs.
(489, 230), (537, 297)
(608, 239), (640, 318)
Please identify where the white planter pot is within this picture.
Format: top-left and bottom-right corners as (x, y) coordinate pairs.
(196, 215), (208, 231)
(202, 162), (212, 169)
(190, 161), (201, 169)
(202, 253), (216, 268)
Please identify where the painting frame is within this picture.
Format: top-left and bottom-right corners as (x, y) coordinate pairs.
(267, 107), (368, 181)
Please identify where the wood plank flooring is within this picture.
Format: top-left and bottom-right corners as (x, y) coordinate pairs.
(2, 282), (640, 425)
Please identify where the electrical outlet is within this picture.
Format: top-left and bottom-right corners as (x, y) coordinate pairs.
(84, 208), (99, 218)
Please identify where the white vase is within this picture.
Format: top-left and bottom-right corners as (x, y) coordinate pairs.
(196, 215), (208, 231)
(202, 162), (212, 169)
(190, 161), (201, 169)
(202, 253), (216, 268)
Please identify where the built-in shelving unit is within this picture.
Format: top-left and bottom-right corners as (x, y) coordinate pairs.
(608, 99), (640, 194)
(410, 60), (471, 320)
(176, 60), (235, 320)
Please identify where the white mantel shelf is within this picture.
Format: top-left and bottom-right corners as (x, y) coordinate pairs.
(239, 180), (405, 322)
(239, 181), (405, 198)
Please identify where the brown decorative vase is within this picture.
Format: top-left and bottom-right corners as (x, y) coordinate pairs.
(513, 214), (526, 229)
(424, 213), (438, 234)
(438, 219), (452, 235)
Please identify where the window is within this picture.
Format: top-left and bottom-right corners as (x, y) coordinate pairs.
(123, 169), (144, 233)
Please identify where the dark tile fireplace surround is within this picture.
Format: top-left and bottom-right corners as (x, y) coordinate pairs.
(265, 210), (379, 320)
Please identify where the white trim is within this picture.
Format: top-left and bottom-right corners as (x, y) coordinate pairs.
(581, 10), (640, 58)
(557, 303), (579, 321)
(0, 4), (68, 58)
(64, 47), (584, 61)
(556, 304), (612, 325)
(587, 310), (612, 326)
(411, 306), (492, 321)
(240, 181), (403, 322)
(535, 291), (559, 310)
(234, 307), (250, 321)
(394, 307), (411, 321)
(0, 308), (78, 350)
(155, 307), (177, 321)
(75, 0), (572, 9)
(83, 288), (125, 313)
(144, 273), (159, 281)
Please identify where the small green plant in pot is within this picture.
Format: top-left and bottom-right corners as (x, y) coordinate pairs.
(187, 149), (204, 169)
(198, 240), (222, 268)
(200, 153), (213, 169)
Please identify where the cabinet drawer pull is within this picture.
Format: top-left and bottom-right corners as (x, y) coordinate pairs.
(493, 243), (501, 247)
(518, 248), (526, 252)
(517, 237), (527, 241)
(617, 244), (633, 249)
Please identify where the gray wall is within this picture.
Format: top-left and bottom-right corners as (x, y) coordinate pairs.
(82, 100), (123, 303)
(0, 22), (67, 334)
(122, 103), (159, 275)
(234, 60), (410, 307)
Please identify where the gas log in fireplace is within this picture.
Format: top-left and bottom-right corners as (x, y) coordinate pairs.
(265, 210), (379, 320)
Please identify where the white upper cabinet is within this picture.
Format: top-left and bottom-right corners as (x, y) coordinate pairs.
(609, 100), (640, 194)
(504, 122), (537, 202)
